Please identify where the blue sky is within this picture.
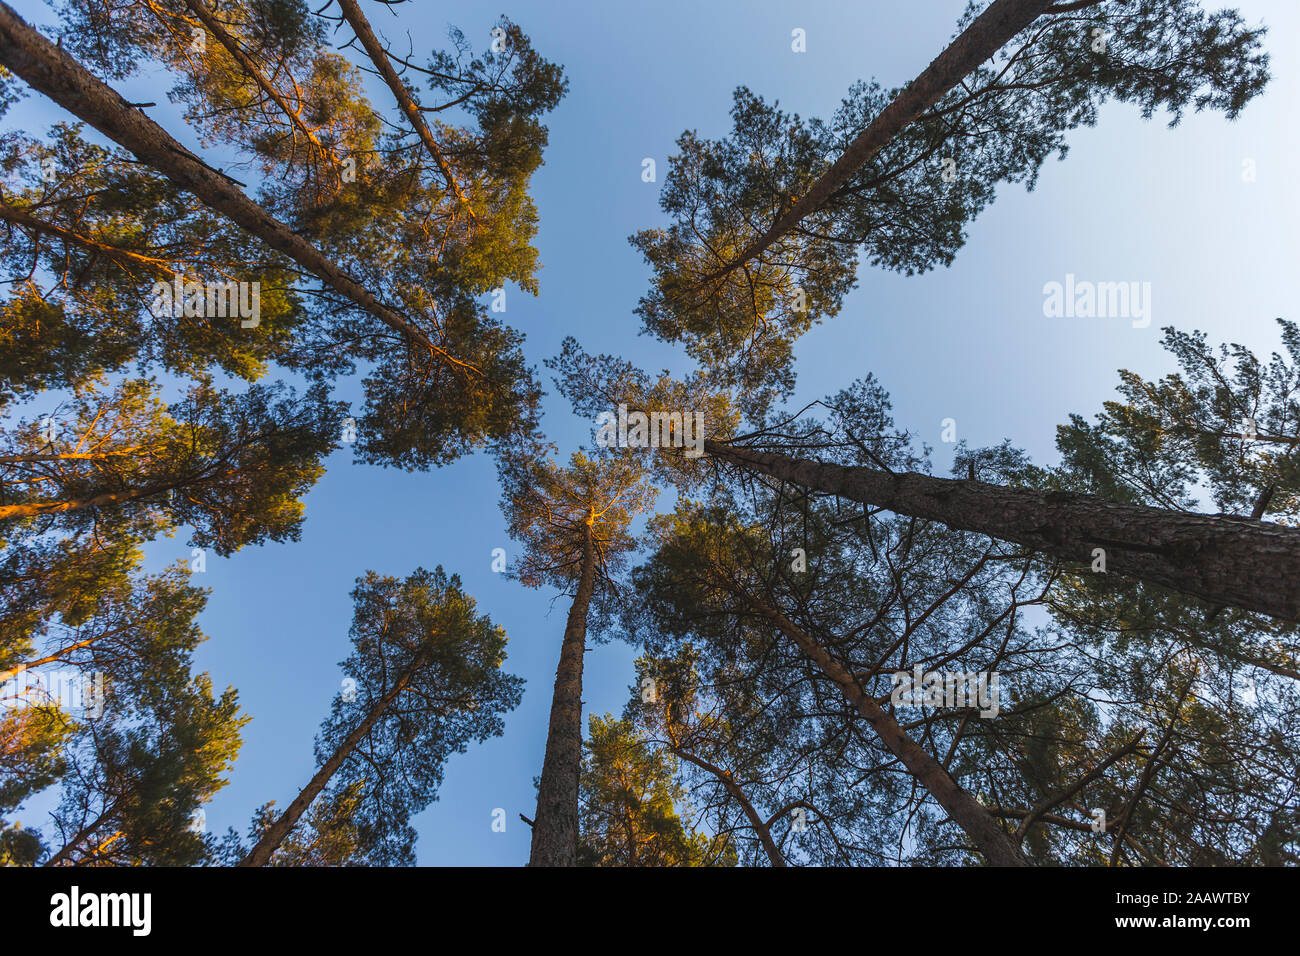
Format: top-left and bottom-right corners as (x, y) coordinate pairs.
(5, 0), (1298, 864)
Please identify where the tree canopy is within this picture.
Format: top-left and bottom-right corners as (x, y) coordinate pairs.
(0, 0), (1295, 874)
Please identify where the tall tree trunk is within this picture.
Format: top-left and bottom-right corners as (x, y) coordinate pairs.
(529, 523), (596, 866)
(334, 0), (474, 217)
(704, 0), (1057, 283)
(240, 655), (423, 866)
(750, 597), (1030, 866)
(233, 660), (416, 868)
(0, 1), (467, 372)
(706, 440), (1300, 622)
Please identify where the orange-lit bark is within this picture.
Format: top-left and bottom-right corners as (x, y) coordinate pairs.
(0, 634), (109, 684)
(0, 199), (174, 276)
(0, 484), (166, 520)
(0, 2), (479, 378)
(44, 806), (112, 867)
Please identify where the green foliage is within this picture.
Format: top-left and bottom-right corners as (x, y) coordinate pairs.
(596, 348), (1295, 865)
(633, 0), (1269, 412)
(218, 782), (374, 867)
(0, 820), (45, 866)
(577, 714), (733, 867)
(1038, 321), (1300, 681)
(0, 124), (310, 396)
(47, 672), (247, 866)
(303, 566), (523, 865)
(2, 0), (1291, 869)
(0, 377), (345, 554)
(18, 1), (568, 468)
(1054, 320), (1300, 520)
(498, 449), (657, 607)
(0, 705), (73, 818)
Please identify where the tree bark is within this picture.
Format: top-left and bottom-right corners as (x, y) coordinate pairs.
(750, 598), (1030, 866)
(704, 0), (1056, 283)
(0, 484), (166, 520)
(44, 805), (112, 867)
(0, 631), (119, 683)
(528, 523), (596, 866)
(240, 657), (422, 866)
(0, 1), (470, 372)
(0, 449), (151, 463)
(706, 440), (1300, 622)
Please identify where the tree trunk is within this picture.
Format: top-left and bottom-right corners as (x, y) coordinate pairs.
(528, 523), (596, 866)
(706, 0), (1056, 282)
(0, 630), (117, 683)
(0, 1), (456, 367)
(44, 805), (112, 867)
(0, 484), (164, 520)
(334, 0), (474, 216)
(0, 450), (151, 463)
(240, 659), (421, 866)
(751, 598), (1030, 866)
(706, 440), (1300, 622)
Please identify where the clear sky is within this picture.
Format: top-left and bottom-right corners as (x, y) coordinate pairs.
(5, 0), (1298, 865)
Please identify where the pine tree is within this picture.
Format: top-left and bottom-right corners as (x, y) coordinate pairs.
(631, 649), (803, 867)
(0, 536), (245, 866)
(627, 497), (1035, 866)
(1, 0), (567, 465)
(0, 377), (344, 552)
(241, 567), (522, 866)
(576, 714), (732, 867)
(703, 435), (1300, 621)
(221, 782), (371, 866)
(44, 672), (246, 866)
(633, 0), (1269, 408)
(696, 324), (1300, 624)
(498, 450), (656, 866)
